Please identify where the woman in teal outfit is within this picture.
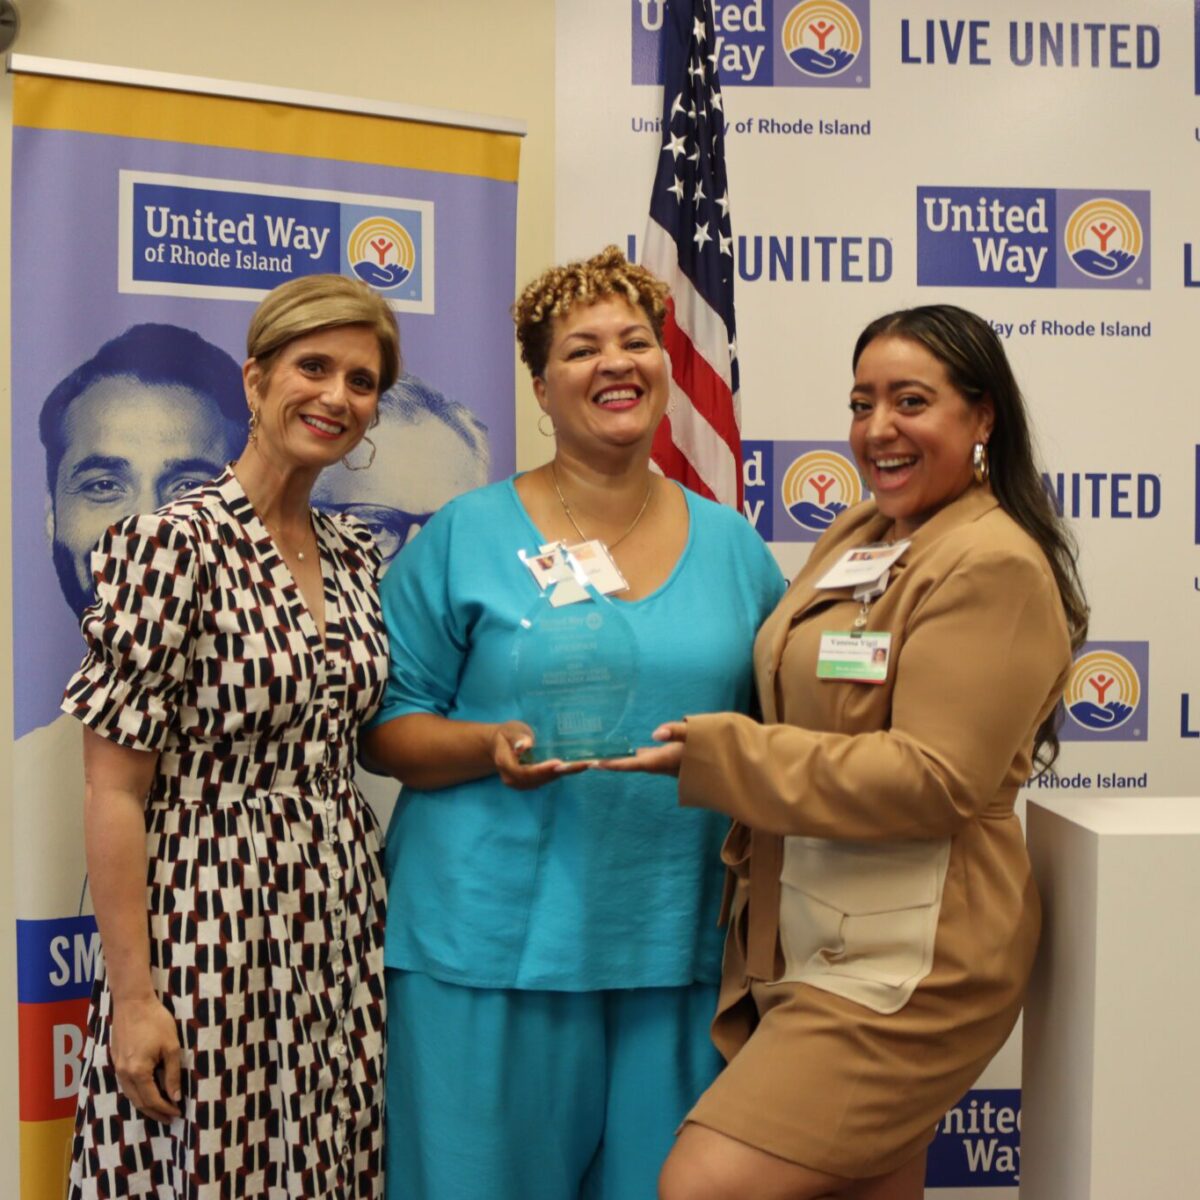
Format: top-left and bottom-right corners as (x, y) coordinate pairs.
(363, 246), (784, 1200)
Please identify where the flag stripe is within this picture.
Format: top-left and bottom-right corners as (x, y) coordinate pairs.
(651, 417), (717, 502)
(660, 383), (738, 503)
(662, 318), (741, 459)
(642, 0), (742, 509)
(643, 218), (733, 390)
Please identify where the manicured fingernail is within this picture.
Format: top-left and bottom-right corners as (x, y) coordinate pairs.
(514, 738), (530, 752)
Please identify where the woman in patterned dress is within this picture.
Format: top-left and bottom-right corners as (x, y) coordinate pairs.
(62, 274), (399, 1199)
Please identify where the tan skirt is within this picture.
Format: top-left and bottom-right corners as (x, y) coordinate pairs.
(685, 866), (1038, 1180)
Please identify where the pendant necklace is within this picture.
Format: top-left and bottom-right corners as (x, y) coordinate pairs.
(551, 462), (653, 551)
(266, 515), (315, 562)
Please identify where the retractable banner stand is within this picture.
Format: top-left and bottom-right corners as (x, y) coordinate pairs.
(9, 61), (519, 1196)
(558, 2), (1199, 1195)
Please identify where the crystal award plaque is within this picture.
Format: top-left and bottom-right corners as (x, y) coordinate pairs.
(512, 589), (638, 762)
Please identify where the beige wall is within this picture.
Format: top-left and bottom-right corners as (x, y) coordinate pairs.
(0, 0), (555, 1188)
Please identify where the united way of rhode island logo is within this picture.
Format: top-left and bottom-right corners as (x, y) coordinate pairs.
(1062, 644), (1147, 741)
(1063, 198), (1143, 281)
(347, 216), (415, 290)
(916, 186), (1149, 289)
(781, 447), (863, 536)
(781, 0), (863, 78)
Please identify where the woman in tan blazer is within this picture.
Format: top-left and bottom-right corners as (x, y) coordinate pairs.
(605, 305), (1088, 1200)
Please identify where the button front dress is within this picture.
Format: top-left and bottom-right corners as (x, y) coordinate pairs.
(62, 468), (389, 1200)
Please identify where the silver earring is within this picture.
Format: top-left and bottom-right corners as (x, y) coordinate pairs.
(343, 435), (377, 472)
(972, 441), (990, 485)
(538, 413), (555, 438)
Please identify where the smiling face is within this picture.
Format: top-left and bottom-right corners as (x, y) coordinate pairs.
(244, 324), (382, 472)
(533, 297), (668, 458)
(849, 335), (993, 539)
(50, 377), (237, 617)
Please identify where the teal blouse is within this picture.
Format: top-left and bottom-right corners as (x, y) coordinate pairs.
(369, 478), (785, 990)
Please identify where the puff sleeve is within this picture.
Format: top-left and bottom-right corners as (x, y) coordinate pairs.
(61, 512), (200, 753)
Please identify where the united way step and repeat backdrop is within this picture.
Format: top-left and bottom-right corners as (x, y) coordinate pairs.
(558, 1), (1199, 1194)
(8, 61), (519, 1197)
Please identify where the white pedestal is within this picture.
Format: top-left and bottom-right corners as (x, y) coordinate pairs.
(1022, 796), (1200, 1199)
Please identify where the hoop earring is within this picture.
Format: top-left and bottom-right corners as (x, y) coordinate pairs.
(538, 413), (555, 438)
(972, 441), (990, 485)
(247, 406), (260, 445)
(343, 435), (377, 472)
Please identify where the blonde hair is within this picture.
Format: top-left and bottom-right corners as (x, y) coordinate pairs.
(512, 245), (670, 377)
(246, 274), (401, 393)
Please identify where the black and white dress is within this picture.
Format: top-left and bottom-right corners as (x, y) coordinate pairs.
(62, 467), (389, 1200)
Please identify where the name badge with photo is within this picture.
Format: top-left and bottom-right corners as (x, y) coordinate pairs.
(817, 631), (892, 684)
(814, 540), (911, 591)
(519, 540), (629, 606)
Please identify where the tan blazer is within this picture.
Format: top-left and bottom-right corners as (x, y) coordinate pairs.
(679, 485), (1072, 1014)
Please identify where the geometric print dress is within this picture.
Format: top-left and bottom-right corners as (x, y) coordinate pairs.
(61, 467), (389, 1200)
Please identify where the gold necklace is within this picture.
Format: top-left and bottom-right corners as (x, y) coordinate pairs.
(265, 515), (315, 562)
(550, 462), (653, 551)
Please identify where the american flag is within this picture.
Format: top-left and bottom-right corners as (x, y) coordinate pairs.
(644, 0), (742, 509)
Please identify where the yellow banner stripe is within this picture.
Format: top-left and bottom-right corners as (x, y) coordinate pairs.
(20, 1117), (75, 1200)
(13, 75), (520, 183)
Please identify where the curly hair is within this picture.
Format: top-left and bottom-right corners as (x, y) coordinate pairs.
(512, 245), (670, 377)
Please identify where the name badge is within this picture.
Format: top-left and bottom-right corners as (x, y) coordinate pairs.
(814, 540), (911, 591)
(519, 540), (629, 606)
(817, 631), (892, 684)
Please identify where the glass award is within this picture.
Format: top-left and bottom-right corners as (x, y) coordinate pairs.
(512, 588), (639, 762)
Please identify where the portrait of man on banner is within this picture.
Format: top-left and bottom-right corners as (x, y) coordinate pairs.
(314, 371), (490, 567)
(14, 323), (248, 923)
(39, 322), (246, 620)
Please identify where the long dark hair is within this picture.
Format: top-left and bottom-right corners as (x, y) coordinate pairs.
(853, 305), (1088, 773)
